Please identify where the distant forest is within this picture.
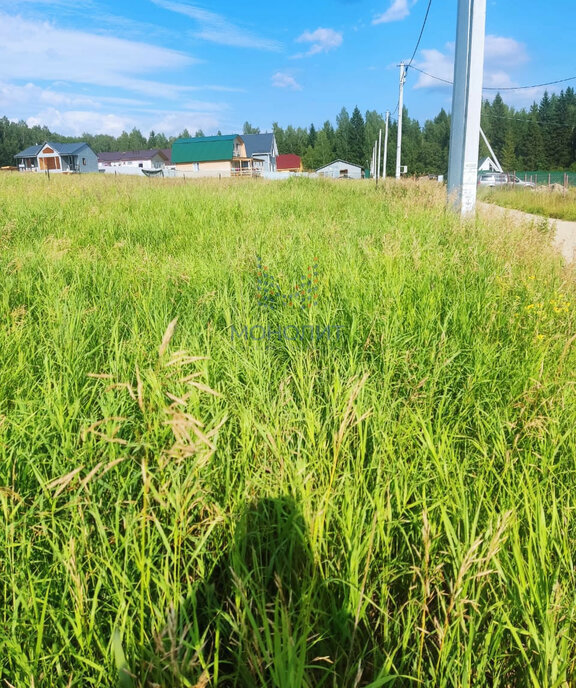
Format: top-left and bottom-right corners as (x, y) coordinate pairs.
(2, 89), (576, 174)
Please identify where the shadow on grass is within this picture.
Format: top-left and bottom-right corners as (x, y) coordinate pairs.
(205, 496), (361, 687)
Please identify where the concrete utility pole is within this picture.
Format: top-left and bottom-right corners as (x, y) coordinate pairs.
(395, 62), (406, 179)
(447, 0), (487, 216)
(383, 110), (389, 179)
(376, 128), (382, 184)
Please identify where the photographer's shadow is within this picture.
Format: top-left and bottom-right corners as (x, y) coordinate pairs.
(210, 495), (361, 687)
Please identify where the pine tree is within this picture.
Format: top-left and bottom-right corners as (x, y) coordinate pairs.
(308, 123), (317, 148)
(335, 107), (350, 161)
(348, 106), (366, 166)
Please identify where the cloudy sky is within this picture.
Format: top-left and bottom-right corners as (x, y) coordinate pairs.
(0, 0), (573, 137)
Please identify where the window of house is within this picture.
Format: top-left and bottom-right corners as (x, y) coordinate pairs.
(139, 163), (143, 168)
(82, 158), (86, 165)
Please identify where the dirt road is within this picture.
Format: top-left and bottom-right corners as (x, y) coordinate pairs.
(477, 202), (576, 263)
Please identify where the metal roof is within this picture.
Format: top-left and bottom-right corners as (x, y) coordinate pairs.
(98, 149), (169, 162)
(242, 133), (275, 157)
(171, 135), (241, 163)
(14, 141), (89, 158)
(276, 154), (301, 170)
(316, 159), (363, 172)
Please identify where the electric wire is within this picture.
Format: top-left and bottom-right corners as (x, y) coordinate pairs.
(408, 65), (576, 91)
(406, 0), (433, 70)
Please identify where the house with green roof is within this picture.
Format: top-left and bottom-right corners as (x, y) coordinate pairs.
(14, 141), (98, 173)
(171, 134), (256, 177)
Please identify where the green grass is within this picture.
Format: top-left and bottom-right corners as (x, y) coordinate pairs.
(480, 186), (576, 221)
(1, 173), (576, 687)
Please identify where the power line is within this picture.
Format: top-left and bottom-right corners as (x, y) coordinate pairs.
(406, 0), (433, 70)
(384, 0), (432, 119)
(484, 76), (576, 91)
(482, 112), (575, 127)
(408, 65), (576, 91)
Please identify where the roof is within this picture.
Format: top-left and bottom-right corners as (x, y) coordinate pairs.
(98, 149), (169, 163)
(242, 133), (275, 157)
(171, 135), (242, 163)
(160, 148), (171, 163)
(277, 154), (301, 170)
(316, 159), (363, 172)
(14, 141), (89, 158)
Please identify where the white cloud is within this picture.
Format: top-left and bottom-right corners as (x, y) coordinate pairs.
(0, 13), (199, 98)
(150, 111), (221, 136)
(26, 108), (129, 136)
(413, 35), (531, 94)
(373, 0), (414, 25)
(21, 104), (224, 137)
(150, 0), (281, 51)
(484, 35), (529, 68)
(272, 72), (302, 91)
(294, 27), (343, 57)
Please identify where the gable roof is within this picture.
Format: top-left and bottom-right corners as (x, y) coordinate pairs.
(171, 135), (242, 163)
(276, 154), (301, 170)
(15, 141), (90, 158)
(242, 133), (275, 157)
(316, 159), (363, 172)
(98, 149), (169, 163)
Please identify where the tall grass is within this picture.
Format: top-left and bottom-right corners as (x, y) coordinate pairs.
(1, 174), (576, 686)
(480, 186), (576, 221)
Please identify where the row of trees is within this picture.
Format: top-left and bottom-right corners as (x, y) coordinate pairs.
(267, 89), (576, 175)
(2, 89), (576, 173)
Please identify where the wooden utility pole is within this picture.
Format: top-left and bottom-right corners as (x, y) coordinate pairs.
(395, 62), (406, 179)
(447, 0), (487, 215)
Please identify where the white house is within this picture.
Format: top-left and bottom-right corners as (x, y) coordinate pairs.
(316, 159), (364, 180)
(478, 156), (500, 173)
(98, 149), (170, 173)
(242, 133), (278, 172)
(15, 141), (98, 173)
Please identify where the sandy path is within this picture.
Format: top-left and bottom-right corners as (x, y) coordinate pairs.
(477, 201), (576, 264)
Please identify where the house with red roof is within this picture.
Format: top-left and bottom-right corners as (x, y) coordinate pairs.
(276, 154), (302, 173)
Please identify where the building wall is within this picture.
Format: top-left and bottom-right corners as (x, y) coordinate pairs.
(76, 147), (98, 173)
(317, 161), (363, 179)
(174, 160), (233, 177)
(99, 154), (165, 170)
(252, 153), (276, 172)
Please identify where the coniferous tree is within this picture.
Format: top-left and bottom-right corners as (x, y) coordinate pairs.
(335, 107), (351, 161)
(348, 106), (366, 166)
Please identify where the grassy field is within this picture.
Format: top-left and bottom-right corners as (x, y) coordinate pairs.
(480, 186), (576, 221)
(1, 173), (576, 687)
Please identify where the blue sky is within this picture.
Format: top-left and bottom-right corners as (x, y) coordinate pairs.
(0, 0), (574, 137)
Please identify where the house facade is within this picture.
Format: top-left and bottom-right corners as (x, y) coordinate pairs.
(276, 154), (302, 173)
(98, 149), (169, 172)
(15, 142), (98, 173)
(316, 159), (364, 180)
(171, 135), (257, 177)
(241, 133), (278, 172)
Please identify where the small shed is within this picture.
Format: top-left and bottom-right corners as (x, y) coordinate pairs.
(316, 159), (363, 180)
(276, 154), (302, 173)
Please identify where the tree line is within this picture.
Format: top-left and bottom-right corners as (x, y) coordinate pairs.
(2, 88), (575, 173)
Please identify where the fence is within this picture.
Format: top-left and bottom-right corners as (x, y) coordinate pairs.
(514, 170), (576, 187)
